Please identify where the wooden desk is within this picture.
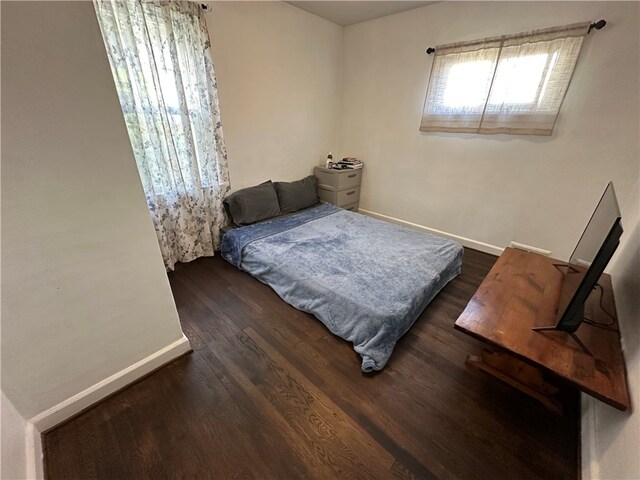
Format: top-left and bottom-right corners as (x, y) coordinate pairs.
(455, 247), (630, 413)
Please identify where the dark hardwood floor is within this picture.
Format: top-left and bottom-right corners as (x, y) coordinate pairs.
(44, 248), (579, 479)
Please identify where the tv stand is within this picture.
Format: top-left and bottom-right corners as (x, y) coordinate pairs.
(455, 248), (630, 413)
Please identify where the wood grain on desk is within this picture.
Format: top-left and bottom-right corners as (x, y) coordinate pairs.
(455, 247), (631, 411)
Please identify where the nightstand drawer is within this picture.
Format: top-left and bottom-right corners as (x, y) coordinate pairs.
(315, 167), (362, 191)
(343, 202), (359, 212)
(317, 187), (335, 204)
(337, 170), (361, 190)
(317, 186), (360, 206)
(336, 186), (360, 206)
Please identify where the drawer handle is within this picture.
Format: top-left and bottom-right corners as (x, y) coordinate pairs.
(348, 174), (357, 178)
(346, 190), (355, 195)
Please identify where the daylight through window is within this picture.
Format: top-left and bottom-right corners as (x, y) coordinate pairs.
(420, 22), (590, 135)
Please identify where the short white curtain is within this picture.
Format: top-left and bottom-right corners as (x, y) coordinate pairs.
(420, 22), (590, 135)
(94, 0), (230, 270)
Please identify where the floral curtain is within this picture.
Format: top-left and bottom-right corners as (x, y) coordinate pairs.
(94, 0), (230, 270)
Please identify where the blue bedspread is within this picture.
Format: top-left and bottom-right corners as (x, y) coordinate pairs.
(221, 204), (463, 372)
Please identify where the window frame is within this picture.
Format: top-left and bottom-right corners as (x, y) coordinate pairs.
(420, 22), (591, 136)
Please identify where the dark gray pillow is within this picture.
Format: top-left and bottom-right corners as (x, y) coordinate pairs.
(274, 175), (319, 214)
(223, 181), (281, 226)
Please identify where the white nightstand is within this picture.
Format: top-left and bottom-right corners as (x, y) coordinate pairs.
(314, 166), (362, 212)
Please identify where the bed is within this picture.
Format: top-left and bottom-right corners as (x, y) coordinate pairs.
(221, 202), (463, 372)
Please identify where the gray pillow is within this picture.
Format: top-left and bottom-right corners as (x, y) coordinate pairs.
(274, 175), (319, 214)
(223, 181), (281, 226)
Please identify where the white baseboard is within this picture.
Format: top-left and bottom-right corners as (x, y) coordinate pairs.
(358, 208), (504, 257)
(581, 394), (599, 480)
(29, 335), (191, 433)
(509, 241), (552, 257)
(25, 422), (43, 479)
(24, 335), (192, 477)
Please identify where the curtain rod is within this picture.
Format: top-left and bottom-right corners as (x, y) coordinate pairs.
(425, 19), (606, 54)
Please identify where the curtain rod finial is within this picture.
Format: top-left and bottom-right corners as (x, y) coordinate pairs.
(426, 47), (435, 54)
(588, 19), (606, 33)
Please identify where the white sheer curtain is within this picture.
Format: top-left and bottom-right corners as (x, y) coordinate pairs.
(421, 22), (590, 135)
(94, 0), (230, 270)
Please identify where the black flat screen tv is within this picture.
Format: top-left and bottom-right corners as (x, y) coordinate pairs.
(555, 182), (623, 333)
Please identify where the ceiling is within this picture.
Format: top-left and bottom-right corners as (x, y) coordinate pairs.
(285, 1), (436, 26)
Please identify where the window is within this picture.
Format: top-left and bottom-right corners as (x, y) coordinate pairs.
(420, 22), (590, 135)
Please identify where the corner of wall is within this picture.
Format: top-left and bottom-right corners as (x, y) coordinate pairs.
(208, 1), (345, 188)
(1, 391), (29, 479)
(29, 335), (191, 434)
(16, 334), (192, 479)
(582, 178), (640, 479)
(334, 23), (347, 160)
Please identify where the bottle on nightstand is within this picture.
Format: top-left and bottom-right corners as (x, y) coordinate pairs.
(325, 151), (334, 169)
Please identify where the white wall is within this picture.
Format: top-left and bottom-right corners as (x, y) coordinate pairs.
(582, 178), (640, 480)
(1, 1), (186, 419)
(1, 391), (27, 480)
(339, 1), (639, 260)
(205, 1), (343, 191)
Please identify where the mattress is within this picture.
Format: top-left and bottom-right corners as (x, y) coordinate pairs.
(221, 203), (463, 372)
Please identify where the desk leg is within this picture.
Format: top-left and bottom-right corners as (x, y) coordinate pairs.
(466, 350), (563, 415)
